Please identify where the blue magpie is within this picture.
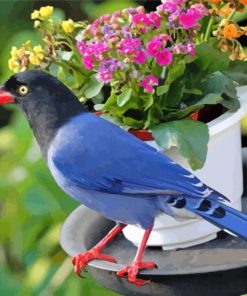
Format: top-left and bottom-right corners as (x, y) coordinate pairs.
(1, 70), (247, 286)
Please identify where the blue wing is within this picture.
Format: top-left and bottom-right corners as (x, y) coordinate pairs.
(48, 113), (221, 199)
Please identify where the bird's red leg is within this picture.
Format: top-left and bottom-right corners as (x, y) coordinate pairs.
(72, 224), (126, 276)
(117, 225), (157, 286)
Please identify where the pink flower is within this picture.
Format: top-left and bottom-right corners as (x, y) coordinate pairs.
(162, 0), (184, 4)
(156, 49), (173, 66)
(132, 13), (150, 26)
(96, 72), (112, 83)
(77, 41), (86, 54)
(82, 55), (93, 70)
(161, 2), (178, 14)
(191, 4), (208, 17)
(187, 43), (195, 57)
(141, 75), (159, 92)
(179, 12), (198, 30)
(187, 8), (202, 21)
(134, 50), (146, 64)
(146, 37), (163, 57)
(148, 12), (161, 27)
(119, 38), (141, 56)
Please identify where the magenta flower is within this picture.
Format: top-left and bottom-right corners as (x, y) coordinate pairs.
(146, 37), (163, 57)
(162, 0), (184, 5)
(119, 38), (141, 56)
(134, 50), (146, 64)
(141, 75), (159, 93)
(82, 55), (94, 70)
(161, 2), (178, 14)
(148, 12), (161, 27)
(179, 11), (198, 30)
(156, 49), (173, 66)
(97, 71), (112, 83)
(77, 41), (86, 54)
(132, 13), (150, 26)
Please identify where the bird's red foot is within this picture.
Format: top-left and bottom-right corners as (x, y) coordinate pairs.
(72, 248), (116, 276)
(117, 261), (157, 286)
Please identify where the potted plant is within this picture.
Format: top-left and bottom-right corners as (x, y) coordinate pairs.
(8, 1), (247, 249)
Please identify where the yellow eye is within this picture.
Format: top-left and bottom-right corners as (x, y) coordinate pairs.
(18, 85), (29, 96)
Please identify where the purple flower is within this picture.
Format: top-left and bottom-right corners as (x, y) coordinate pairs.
(146, 37), (163, 57)
(141, 74), (159, 92)
(173, 42), (195, 57)
(156, 48), (173, 66)
(134, 50), (146, 64)
(121, 25), (132, 38)
(102, 24), (115, 36)
(125, 7), (138, 15)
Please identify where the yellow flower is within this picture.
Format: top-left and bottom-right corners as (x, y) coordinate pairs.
(39, 6), (53, 20)
(61, 19), (74, 34)
(29, 45), (44, 66)
(10, 47), (19, 59)
(34, 20), (41, 28)
(8, 57), (20, 73)
(31, 10), (40, 20)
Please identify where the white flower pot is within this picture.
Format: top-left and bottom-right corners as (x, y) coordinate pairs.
(123, 86), (247, 250)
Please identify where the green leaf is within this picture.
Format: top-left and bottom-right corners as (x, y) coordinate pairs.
(117, 89), (132, 107)
(123, 117), (143, 129)
(142, 93), (154, 110)
(104, 91), (140, 115)
(144, 104), (164, 129)
(223, 60), (247, 85)
(195, 43), (230, 74)
(83, 76), (104, 99)
(203, 73), (239, 112)
(156, 85), (169, 96)
(164, 79), (185, 108)
(151, 120), (209, 170)
(195, 93), (223, 106)
(100, 114), (129, 130)
(166, 61), (186, 84)
(221, 95), (240, 112)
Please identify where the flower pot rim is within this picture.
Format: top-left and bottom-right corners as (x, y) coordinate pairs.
(207, 86), (247, 137)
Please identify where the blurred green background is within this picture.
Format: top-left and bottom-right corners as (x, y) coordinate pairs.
(1, 1), (246, 296)
(0, 1), (147, 295)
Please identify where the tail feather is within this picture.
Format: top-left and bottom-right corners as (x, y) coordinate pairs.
(183, 196), (247, 240)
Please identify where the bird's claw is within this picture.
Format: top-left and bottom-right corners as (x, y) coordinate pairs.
(116, 261), (157, 286)
(72, 248), (116, 276)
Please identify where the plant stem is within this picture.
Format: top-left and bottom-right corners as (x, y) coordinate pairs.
(204, 17), (214, 42)
(227, 8), (236, 21)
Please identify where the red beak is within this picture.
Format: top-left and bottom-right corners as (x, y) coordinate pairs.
(0, 87), (14, 105)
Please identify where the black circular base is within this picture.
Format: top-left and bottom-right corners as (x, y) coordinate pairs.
(60, 198), (247, 296)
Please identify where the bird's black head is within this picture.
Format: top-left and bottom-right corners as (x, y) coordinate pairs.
(0, 70), (82, 108)
(0, 70), (86, 156)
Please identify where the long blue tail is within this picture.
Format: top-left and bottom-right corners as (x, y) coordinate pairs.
(166, 195), (247, 240)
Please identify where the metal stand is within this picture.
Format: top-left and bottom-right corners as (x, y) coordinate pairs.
(60, 199), (247, 296)
(60, 148), (247, 296)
